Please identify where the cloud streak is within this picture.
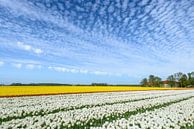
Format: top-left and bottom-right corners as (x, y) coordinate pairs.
(17, 42), (43, 54)
(48, 66), (115, 76)
(12, 63), (22, 69)
(25, 64), (42, 70)
(0, 61), (4, 66)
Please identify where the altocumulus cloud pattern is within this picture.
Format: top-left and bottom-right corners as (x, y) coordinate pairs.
(0, 0), (194, 83)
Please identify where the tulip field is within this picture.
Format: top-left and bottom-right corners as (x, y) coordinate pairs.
(0, 90), (194, 129)
(0, 86), (180, 97)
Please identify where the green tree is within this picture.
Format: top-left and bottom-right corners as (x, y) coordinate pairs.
(140, 78), (148, 86)
(167, 75), (176, 87)
(187, 72), (192, 85)
(191, 72), (194, 86)
(154, 76), (162, 87)
(187, 72), (194, 87)
(148, 75), (155, 86)
(174, 72), (183, 82)
(146, 75), (162, 87)
(179, 74), (187, 87)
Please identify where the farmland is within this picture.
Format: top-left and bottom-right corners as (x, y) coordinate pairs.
(0, 86), (185, 97)
(0, 89), (194, 129)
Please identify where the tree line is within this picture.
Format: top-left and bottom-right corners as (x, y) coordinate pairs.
(140, 72), (194, 87)
(140, 75), (162, 87)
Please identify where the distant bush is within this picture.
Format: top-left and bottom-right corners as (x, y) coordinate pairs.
(91, 83), (108, 86)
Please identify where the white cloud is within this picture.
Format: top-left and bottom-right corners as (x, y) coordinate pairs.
(37, 65), (42, 69)
(92, 71), (109, 75)
(17, 42), (43, 54)
(25, 64), (35, 69)
(48, 66), (89, 74)
(11, 62), (42, 70)
(48, 66), (120, 76)
(33, 48), (43, 54)
(48, 66), (79, 73)
(25, 64), (43, 69)
(0, 61), (4, 66)
(12, 63), (22, 69)
(79, 69), (89, 74)
(17, 42), (31, 51)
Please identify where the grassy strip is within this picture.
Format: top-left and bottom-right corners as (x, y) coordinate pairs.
(59, 96), (194, 129)
(181, 122), (194, 129)
(0, 92), (191, 124)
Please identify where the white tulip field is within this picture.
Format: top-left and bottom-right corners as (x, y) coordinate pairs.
(0, 90), (194, 129)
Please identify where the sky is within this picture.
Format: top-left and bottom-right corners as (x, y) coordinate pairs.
(0, 0), (194, 84)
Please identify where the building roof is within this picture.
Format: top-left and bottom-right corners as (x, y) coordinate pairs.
(162, 80), (179, 84)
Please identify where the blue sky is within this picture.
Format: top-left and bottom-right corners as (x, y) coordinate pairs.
(0, 0), (194, 84)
